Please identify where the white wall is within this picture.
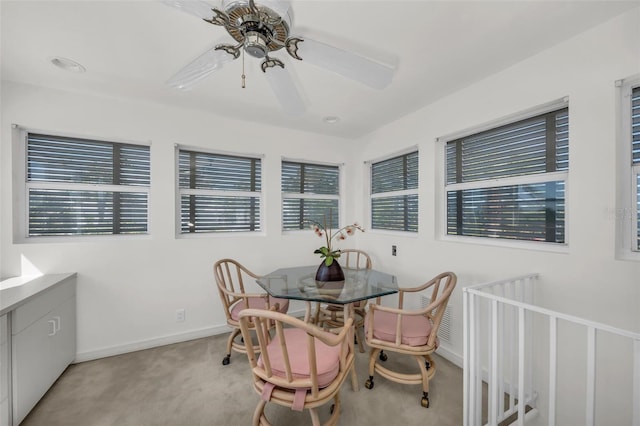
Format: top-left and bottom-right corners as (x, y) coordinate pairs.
(1, 5), (639, 425)
(354, 7), (640, 425)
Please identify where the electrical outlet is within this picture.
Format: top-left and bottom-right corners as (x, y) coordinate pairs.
(176, 309), (185, 322)
(392, 245), (397, 256)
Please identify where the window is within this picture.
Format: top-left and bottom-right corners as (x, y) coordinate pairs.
(25, 133), (150, 237)
(633, 85), (640, 251)
(178, 148), (262, 233)
(370, 150), (418, 232)
(615, 77), (639, 259)
(281, 161), (340, 230)
(445, 104), (568, 243)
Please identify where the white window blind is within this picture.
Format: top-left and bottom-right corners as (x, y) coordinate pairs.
(281, 161), (340, 230)
(26, 133), (150, 236)
(445, 108), (568, 243)
(632, 86), (640, 250)
(370, 151), (418, 232)
(178, 149), (261, 233)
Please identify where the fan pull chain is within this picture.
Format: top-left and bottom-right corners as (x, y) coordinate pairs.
(241, 49), (246, 89)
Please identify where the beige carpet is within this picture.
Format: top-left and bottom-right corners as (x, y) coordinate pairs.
(21, 334), (464, 425)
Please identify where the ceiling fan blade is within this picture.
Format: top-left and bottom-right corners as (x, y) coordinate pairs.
(161, 0), (217, 20)
(166, 45), (236, 90)
(262, 65), (306, 116)
(290, 37), (395, 90)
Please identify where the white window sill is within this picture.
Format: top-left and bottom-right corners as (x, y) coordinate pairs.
(438, 234), (569, 254)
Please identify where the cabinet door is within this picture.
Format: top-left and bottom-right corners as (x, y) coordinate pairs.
(12, 315), (59, 424)
(1, 314), (10, 426)
(50, 296), (76, 377)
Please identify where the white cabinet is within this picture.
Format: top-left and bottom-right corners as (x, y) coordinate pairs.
(0, 274), (76, 426)
(1, 314), (10, 426)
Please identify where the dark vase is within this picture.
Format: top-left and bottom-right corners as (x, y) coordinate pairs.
(315, 260), (345, 282)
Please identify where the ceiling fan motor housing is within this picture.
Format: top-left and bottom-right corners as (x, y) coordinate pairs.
(222, 0), (292, 57)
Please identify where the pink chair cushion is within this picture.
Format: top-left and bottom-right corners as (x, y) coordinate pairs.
(230, 296), (289, 320)
(258, 328), (342, 388)
(366, 310), (433, 347)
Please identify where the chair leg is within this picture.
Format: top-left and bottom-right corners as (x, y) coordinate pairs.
(368, 348), (381, 376)
(308, 407), (321, 426)
(414, 355), (430, 408)
(224, 329), (241, 365)
(328, 392), (341, 425)
(355, 326), (366, 353)
(365, 348), (381, 389)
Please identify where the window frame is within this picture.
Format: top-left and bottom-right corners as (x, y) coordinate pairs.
(616, 75), (640, 261)
(366, 147), (419, 234)
(436, 98), (570, 251)
(12, 125), (151, 243)
(175, 144), (264, 237)
(281, 158), (343, 232)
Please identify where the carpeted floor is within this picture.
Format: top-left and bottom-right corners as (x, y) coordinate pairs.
(21, 333), (464, 425)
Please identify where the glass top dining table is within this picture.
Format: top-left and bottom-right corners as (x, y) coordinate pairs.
(257, 265), (398, 391)
(256, 265), (399, 305)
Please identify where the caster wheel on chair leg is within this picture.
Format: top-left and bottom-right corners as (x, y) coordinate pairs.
(379, 351), (388, 362)
(364, 377), (374, 389)
(421, 392), (430, 408)
(222, 354), (230, 365)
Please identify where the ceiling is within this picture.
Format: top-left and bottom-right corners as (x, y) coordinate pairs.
(1, 0), (637, 139)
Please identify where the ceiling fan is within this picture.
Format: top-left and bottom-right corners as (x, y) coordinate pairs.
(162, 0), (396, 115)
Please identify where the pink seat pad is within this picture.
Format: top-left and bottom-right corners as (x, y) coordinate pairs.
(366, 310), (432, 347)
(230, 296), (290, 320)
(258, 328), (342, 388)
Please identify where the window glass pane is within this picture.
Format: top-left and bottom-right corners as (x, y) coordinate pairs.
(636, 173), (640, 250)
(27, 134), (149, 186)
(371, 151), (418, 194)
(29, 189), (147, 236)
(556, 109), (569, 171)
(632, 86), (640, 165)
(282, 199), (339, 230)
(118, 192), (150, 234)
(180, 195), (260, 233)
(446, 182), (565, 242)
(371, 194), (418, 232)
(446, 143), (457, 185)
(119, 145), (151, 186)
(179, 150), (261, 191)
(282, 162), (339, 195)
(28, 134), (112, 184)
(447, 109), (568, 184)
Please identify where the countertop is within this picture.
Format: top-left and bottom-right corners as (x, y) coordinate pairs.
(0, 273), (77, 316)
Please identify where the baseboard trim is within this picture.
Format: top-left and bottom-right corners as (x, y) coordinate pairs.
(74, 308), (308, 363)
(74, 325), (229, 363)
(435, 344), (463, 369)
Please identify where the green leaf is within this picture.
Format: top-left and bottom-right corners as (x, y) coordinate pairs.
(324, 256), (334, 266)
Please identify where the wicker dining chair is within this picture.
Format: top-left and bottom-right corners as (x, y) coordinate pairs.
(214, 258), (290, 365)
(314, 249), (372, 353)
(364, 271), (457, 408)
(239, 308), (354, 426)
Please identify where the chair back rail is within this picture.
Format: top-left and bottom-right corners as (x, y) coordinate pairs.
(239, 308), (354, 424)
(213, 258), (290, 366)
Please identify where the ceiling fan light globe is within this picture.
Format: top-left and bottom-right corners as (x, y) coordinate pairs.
(244, 31), (269, 58)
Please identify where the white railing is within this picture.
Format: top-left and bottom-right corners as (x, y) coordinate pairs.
(463, 274), (640, 426)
